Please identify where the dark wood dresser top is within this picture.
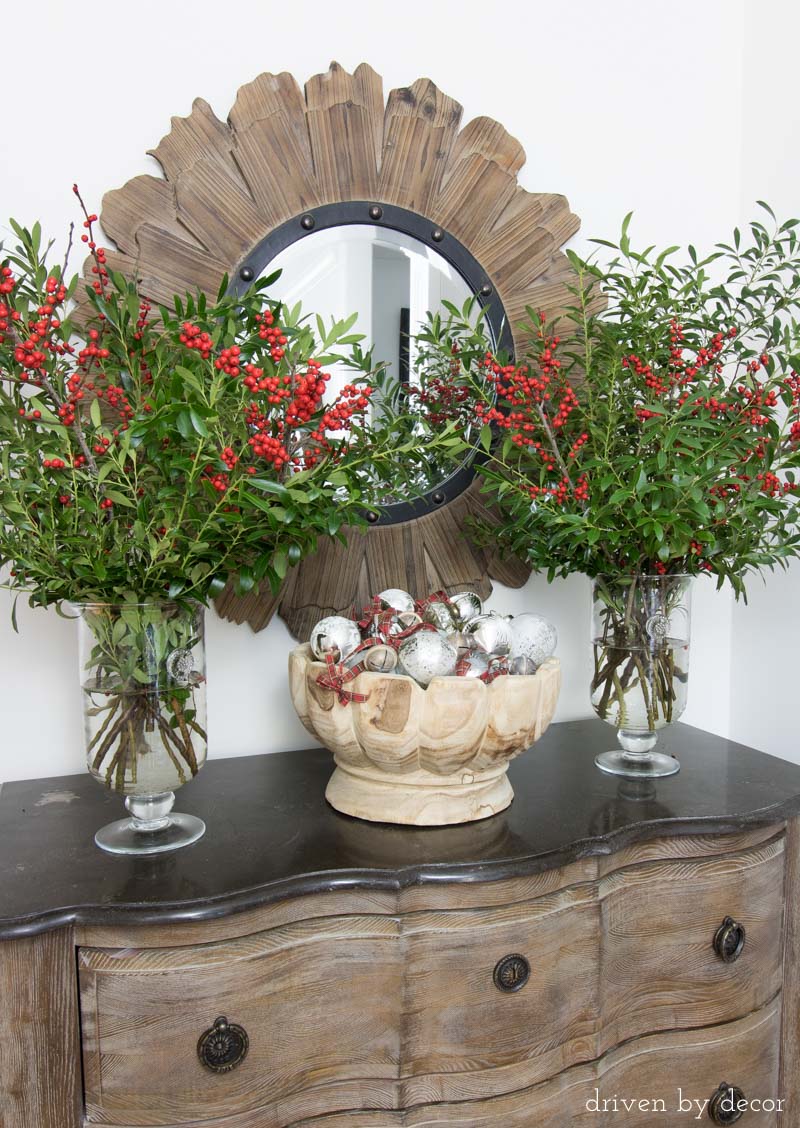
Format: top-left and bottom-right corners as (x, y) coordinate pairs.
(2, 719), (800, 939)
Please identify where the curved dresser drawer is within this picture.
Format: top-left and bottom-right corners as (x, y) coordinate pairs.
(77, 835), (785, 1125)
(399, 834), (784, 1102)
(79, 915), (404, 1125)
(309, 999), (783, 1127)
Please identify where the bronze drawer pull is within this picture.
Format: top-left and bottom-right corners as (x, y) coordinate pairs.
(708, 1081), (746, 1123)
(493, 954), (530, 993)
(714, 917), (746, 964)
(197, 1016), (249, 1073)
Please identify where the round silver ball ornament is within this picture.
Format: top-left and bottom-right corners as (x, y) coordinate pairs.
(450, 590), (483, 626)
(310, 616), (361, 662)
(398, 631), (457, 687)
(466, 613), (513, 656)
(509, 654), (538, 676)
(396, 610), (423, 632)
(447, 630), (476, 658)
(509, 612), (557, 667)
(422, 598), (457, 632)
(377, 588), (415, 614)
(364, 644), (399, 673)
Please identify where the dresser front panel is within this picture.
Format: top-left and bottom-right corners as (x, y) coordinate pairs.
(77, 835), (784, 1125)
(79, 916), (403, 1125)
(294, 1001), (782, 1127)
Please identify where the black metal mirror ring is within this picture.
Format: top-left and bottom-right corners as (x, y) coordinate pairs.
(197, 1015), (249, 1073)
(493, 953), (530, 993)
(708, 1081), (746, 1124)
(231, 200), (512, 527)
(713, 916), (746, 964)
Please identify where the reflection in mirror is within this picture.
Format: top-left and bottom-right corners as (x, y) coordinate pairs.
(262, 225), (498, 506)
(265, 225), (475, 391)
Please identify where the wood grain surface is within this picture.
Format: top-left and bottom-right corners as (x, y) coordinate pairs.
(0, 928), (82, 1128)
(78, 837), (784, 1125)
(82, 61), (586, 635)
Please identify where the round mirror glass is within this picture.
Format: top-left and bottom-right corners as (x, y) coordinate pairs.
(259, 225), (497, 515)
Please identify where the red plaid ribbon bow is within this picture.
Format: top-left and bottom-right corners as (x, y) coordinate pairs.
(415, 589), (451, 614)
(316, 652), (369, 705)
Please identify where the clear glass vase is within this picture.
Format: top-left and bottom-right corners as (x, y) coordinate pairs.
(75, 600), (207, 854)
(590, 574), (692, 779)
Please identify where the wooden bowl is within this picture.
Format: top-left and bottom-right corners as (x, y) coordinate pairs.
(288, 644), (561, 826)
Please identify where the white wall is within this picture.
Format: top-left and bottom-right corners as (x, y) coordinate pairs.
(729, 0), (800, 762)
(4, 0), (792, 783)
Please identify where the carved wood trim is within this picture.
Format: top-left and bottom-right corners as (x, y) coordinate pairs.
(85, 62), (584, 636)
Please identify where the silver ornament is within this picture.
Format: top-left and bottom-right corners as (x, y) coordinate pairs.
(509, 654), (538, 676)
(422, 598), (456, 632)
(310, 615), (361, 662)
(509, 612), (557, 667)
(377, 588), (415, 614)
(456, 652), (489, 679)
(363, 644), (399, 673)
(398, 631), (457, 687)
(447, 630), (475, 658)
(466, 613), (513, 656)
(365, 612), (401, 642)
(450, 590), (483, 626)
(166, 648), (196, 687)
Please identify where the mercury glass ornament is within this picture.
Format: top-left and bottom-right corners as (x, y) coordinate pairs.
(450, 591), (483, 626)
(447, 630), (475, 658)
(364, 645), (399, 673)
(422, 598), (457, 632)
(466, 613), (513, 656)
(509, 654), (538, 676)
(509, 613), (557, 667)
(456, 652), (489, 679)
(398, 631), (457, 687)
(310, 616), (361, 662)
(377, 588), (415, 614)
(365, 612), (401, 642)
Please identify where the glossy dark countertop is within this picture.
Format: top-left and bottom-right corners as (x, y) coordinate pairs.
(2, 719), (800, 939)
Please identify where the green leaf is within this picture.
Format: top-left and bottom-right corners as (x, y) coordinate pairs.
(273, 548), (287, 579)
(189, 409), (208, 437)
(176, 411), (193, 440)
(89, 398), (102, 428)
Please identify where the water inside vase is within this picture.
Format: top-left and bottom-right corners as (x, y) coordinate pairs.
(83, 684), (207, 796)
(590, 638), (689, 733)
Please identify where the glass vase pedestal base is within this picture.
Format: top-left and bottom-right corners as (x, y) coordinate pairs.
(94, 791), (205, 856)
(595, 749), (680, 780)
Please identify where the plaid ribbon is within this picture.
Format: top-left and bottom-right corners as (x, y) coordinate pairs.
(316, 652), (369, 705)
(354, 595), (385, 632)
(455, 655), (510, 683)
(415, 589), (451, 614)
(388, 620), (437, 647)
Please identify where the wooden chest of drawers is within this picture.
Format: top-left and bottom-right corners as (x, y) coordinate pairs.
(2, 721), (800, 1127)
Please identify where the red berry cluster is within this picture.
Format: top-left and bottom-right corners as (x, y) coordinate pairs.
(249, 431), (289, 471)
(255, 308), (287, 361)
(180, 322), (213, 358)
(220, 446), (238, 470)
(215, 344), (241, 376)
(133, 300), (152, 342)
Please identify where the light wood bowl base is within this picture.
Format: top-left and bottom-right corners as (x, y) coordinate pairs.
(325, 761), (514, 826)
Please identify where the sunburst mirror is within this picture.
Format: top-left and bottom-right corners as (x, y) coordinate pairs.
(81, 62), (583, 638)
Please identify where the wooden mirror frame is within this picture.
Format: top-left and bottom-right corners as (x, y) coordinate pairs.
(83, 62), (583, 638)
